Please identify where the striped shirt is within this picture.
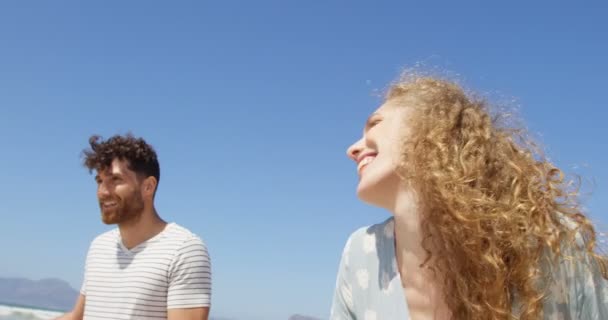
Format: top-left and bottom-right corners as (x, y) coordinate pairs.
(80, 223), (211, 320)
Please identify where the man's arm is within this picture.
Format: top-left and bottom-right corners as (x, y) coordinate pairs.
(167, 237), (211, 320)
(168, 307), (210, 320)
(53, 294), (85, 320)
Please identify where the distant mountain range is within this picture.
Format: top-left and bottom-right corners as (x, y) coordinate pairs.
(0, 277), (323, 320)
(0, 277), (78, 311)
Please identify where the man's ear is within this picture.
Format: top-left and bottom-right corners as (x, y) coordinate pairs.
(143, 176), (158, 197)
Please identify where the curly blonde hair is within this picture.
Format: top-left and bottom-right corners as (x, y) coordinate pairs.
(386, 74), (606, 319)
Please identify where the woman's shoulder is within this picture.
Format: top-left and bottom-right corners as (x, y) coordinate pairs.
(340, 217), (395, 265)
(539, 214), (608, 318)
(345, 217), (394, 246)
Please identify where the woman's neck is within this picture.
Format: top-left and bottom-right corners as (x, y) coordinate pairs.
(392, 188), (451, 319)
(392, 188), (428, 270)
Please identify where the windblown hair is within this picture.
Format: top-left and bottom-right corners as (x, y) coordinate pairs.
(83, 133), (160, 186)
(386, 74), (606, 319)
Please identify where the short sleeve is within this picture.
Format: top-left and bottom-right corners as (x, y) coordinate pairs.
(167, 237), (212, 309)
(544, 233), (608, 319)
(330, 235), (356, 320)
(80, 241), (93, 296)
(574, 249), (608, 318)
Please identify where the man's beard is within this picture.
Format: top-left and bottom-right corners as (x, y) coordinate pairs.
(99, 192), (145, 225)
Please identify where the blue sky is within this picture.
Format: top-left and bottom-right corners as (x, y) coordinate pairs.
(0, 1), (607, 319)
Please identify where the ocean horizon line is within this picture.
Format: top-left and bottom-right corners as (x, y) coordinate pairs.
(0, 301), (66, 313)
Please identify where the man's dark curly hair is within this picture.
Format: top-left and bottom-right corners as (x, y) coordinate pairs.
(83, 134), (160, 187)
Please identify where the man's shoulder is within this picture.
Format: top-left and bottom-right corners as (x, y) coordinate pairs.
(90, 227), (119, 247)
(164, 223), (208, 247)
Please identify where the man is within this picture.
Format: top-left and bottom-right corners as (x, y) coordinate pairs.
(56, 134), (211, 320)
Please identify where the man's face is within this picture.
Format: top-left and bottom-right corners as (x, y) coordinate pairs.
(95, 158), (144, 225)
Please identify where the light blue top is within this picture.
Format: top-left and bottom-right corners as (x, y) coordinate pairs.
(330, 217), (608, 320)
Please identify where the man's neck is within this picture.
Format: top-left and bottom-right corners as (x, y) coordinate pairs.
(118, 207), (167, 249)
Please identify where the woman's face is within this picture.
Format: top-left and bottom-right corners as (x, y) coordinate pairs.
(346, 99), (414, 209)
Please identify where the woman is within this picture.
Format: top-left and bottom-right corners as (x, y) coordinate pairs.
(330, 73), (607, 320)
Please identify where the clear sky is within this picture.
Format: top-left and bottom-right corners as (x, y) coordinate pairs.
(1, 1), (607, 319)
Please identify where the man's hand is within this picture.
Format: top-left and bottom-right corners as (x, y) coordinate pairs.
(53, 294), (85, 320)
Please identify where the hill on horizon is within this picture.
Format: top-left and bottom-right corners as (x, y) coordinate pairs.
(0, 277), (78, 311)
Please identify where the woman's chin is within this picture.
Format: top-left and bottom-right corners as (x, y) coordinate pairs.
(357, 185), (385, 208)
(356, 175), (400, 209)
